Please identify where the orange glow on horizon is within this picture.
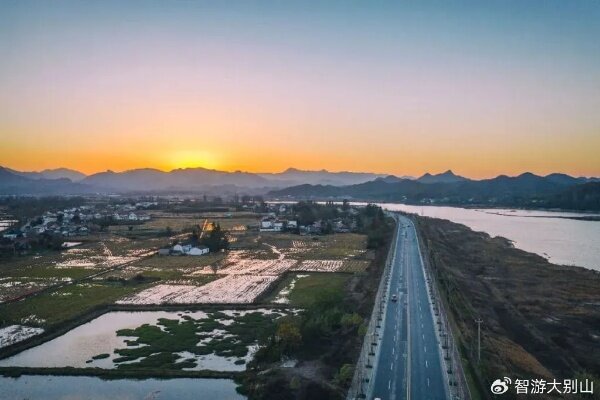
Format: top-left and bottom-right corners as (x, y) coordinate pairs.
(1, 142), (599, 180)
(1, 2), (599, 181)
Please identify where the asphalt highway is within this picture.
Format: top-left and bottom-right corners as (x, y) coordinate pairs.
(371, 215), (447, 400)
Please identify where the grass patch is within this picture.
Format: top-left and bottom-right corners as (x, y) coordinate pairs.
(259, 233), (367, 260)
(0, 281), (151, 328)
(286, 273), (350, 308)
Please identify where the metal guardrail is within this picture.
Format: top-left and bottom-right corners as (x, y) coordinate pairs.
(347, 213), (399, 400)
(413, 218), (472, 400)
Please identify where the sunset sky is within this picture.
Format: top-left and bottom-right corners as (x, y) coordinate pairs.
(1, 1), (599, 178)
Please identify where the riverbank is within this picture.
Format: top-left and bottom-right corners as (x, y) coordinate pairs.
(414, 216), (600, 399)
(0, 365), (240, 379)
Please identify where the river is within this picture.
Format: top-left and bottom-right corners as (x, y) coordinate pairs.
(0, 375), (244, 400)
(370, 203), (600, 271)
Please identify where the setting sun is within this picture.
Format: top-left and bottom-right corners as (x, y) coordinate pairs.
(165, 150), (221, 171)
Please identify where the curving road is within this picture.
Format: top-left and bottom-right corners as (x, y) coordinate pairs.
(371, 215), (448, 400)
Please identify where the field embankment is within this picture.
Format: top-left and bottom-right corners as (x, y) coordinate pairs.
(414, 216), (600, 399)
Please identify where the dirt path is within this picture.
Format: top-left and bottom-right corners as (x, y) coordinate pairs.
(263, 243), (285, 261)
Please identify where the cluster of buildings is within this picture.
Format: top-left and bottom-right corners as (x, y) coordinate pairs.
(259, 203), (356, 235)
(2, 202), (156, 242)
(158, 243), (210, 256)
(107, 202), (156, 221)
(259, 217), (297, 232)
(298, 218), (355, 235)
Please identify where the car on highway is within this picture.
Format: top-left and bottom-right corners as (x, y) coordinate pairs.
(391, 294), (398, 302)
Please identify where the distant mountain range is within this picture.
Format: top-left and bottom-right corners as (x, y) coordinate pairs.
(6, 167), (86, 182)
(1, 166), (598, 210)
(268, 172), (600, 211)
(0, 167), (89, 195)
(257, 167), (396, 186)
(0, 166), (397, 194)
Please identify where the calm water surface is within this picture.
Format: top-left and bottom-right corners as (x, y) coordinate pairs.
(0, 310), (258, 371)
(372, 203), (600, 271)
(0, 375), (244, 400)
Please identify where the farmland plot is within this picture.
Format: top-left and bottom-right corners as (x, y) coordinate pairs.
(337, 259), (370, 272)
(0, 277), (71, 303)
(190, 259), (297, 276)
(54, 255), (138, 270)
(290, 259), (370, 273)
(273, 274), (309, 304)
(292, 260), (344, 272)
(117, 275), (278, 304)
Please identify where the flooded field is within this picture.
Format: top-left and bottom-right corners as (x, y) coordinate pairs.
(0, 375), (244, 400)
(0, 309), (289, 371)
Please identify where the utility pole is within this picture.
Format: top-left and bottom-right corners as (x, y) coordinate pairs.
(475, 318), (483, 363)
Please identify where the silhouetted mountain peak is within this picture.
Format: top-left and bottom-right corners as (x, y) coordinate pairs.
(517, 172), (540, 179)
(417, 170), (469, 184)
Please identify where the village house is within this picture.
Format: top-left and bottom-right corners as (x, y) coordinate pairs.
(188, 245), (210, 256)
(159, 244), (210, 256)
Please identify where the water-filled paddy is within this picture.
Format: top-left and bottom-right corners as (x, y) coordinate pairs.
(0, 309), (288, 371)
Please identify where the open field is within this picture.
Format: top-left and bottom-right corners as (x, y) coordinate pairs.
(1, 213), (367, 329)
(0, 235), (161, 304)
(99, 236), (168, 257)
(191, 258), (297, 276)
(291, 259), (370, 273)
(415, 216), (600, 398)
(116, 275), (279, 305)
(265, 273), (351, 307)
(0, 280), (153, 328)
(258, 233), (368, 260)
(137, 212), (204, 232)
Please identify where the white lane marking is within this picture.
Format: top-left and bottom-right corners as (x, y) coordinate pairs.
(428, 378), (430, 387)
(426, 360), (428, 368)
(390, 362), (393, 370)
(424, 346), (427, 353)
(389, 380), (391, 389)
(422, 334), (425, 340)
